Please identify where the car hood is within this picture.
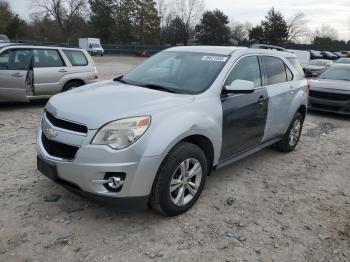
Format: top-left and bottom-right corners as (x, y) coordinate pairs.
(309, 79), (350, 92)
(46, 80), (194, 129)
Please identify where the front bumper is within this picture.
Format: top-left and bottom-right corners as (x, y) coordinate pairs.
(309, 96), (350, 115)
(36, 122), (163, 209)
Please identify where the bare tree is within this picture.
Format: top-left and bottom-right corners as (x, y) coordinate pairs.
(287, 12), (310, 42)
(314, 24), (339, 40)
(230, 21), (251, 43)
(32, 0), (88, 42)
(175, 0), (205, 44)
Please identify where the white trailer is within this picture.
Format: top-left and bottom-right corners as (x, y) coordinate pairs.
(79, 38), (104, 56)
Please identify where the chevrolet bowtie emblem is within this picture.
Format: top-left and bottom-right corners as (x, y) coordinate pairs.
(45, 128), (58, 139)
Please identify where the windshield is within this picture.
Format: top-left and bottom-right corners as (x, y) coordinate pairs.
(310, 60), (328, 66)
(90, 43), (101, 48)
(319, 67), (350, 81)
(121, 51), (229, 94)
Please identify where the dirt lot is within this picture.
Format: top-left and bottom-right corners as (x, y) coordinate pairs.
(0, 56), (349, 262)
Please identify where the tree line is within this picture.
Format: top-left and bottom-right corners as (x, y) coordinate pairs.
(1, 0), (349, 50)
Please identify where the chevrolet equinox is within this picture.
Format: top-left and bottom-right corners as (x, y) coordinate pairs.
(37, 46), (308, 216)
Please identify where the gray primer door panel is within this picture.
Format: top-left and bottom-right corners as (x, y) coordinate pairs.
(220, 88), (268, 161)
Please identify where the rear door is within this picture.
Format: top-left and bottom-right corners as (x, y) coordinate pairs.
(260, 56), (294, 140)
(61, 49), (95, 83)
(220, 55), (268, 161)
(33, 49), (67, 95)
(0, 48), (32, 101)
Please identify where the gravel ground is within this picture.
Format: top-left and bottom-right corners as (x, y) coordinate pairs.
(0, 56), (349, 262)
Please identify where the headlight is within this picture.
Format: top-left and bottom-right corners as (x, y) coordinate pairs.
(91, 116), (151, 149)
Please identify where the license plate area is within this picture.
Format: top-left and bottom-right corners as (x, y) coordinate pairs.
(37, 156), (58, 181)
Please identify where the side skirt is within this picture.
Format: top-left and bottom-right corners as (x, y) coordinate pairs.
(215, 137), (282, 170)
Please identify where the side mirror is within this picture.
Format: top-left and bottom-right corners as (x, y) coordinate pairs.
(224, 79), (255, 94)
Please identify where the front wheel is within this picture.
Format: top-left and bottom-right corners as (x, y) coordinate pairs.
(275, 112), (304, 152)
(150, 142), (208, 216)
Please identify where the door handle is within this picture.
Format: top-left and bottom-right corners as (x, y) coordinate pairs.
(258, 95), (266, 105)
(58, 69), (68, 73)
(11, 73), (23, 77)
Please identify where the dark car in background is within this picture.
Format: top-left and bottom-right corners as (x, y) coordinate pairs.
(304, 59), (332, 77)
(321, 51), (338, 60)
(309, 64), (350, 115)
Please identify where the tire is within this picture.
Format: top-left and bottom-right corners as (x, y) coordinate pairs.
(150, 142), (208, 216)
(62, 81), (84, 92)
(275, 112), (304, 152)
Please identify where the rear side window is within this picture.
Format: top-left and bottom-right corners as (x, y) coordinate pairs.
(63, 50), (88, 66)
(33, 49), (64, 68)
(225, 56), (262, 87)
(287, 57), (304, 76)
(261, 56), (287, 85)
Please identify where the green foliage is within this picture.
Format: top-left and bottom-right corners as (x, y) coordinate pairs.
(164, 16), (187, 45)
(89, 0), (115, 42)
(249, 7), (289, 44)
(89, 0), (160, 44)
(0, 0), (27, 40)
(195, 9), (230, 45)
(249, 25), (264, 43)
(262, 8), (288, 44)
(133, 0), (160, 44)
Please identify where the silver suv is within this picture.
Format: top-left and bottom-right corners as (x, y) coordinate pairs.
(37, 46), (308, 216)
(0, 44), (98, 102)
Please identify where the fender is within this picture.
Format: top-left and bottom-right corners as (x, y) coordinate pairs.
(284, 85), (308, 133)
(132, 94), (223, 166)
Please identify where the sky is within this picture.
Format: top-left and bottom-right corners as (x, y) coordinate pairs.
(8, 0), (350, 40)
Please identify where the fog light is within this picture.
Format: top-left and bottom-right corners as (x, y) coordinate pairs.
(91, 172), (126, 192)
(107, 176), (124, 189)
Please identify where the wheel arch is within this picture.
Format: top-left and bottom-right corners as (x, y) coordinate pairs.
(63, 79), (85, 90)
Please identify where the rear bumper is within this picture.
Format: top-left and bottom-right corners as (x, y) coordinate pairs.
(309, 96), (350, 115)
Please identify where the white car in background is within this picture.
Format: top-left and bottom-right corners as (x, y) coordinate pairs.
(0, 44), (99, 102)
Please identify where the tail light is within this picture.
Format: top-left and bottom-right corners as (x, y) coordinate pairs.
(94, 66), (99, 80)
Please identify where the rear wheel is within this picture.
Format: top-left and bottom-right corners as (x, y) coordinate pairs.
(275, 112), (304, 152)
(150, 142), (208, 216)
(62, 81), (84, 92)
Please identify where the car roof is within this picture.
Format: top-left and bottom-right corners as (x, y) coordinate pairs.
(0, 43), (82, 51)
(165, 46), (246, 55)
(164, 45), (296, 58)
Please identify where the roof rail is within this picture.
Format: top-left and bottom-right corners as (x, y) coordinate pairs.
(249, 44), (287, 52)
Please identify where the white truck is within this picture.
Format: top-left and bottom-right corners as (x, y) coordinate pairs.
(79, 38), (104, 56)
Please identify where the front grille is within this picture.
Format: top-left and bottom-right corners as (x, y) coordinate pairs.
(309, 90), (350, 101)
(311, 103), (341, 112)
(46, 111), (88, 134)
(41, 133), (79, 160)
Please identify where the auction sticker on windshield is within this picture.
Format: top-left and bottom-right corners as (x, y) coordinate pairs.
(201, 56), (228, 62)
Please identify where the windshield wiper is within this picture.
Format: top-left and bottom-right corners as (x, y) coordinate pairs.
(139, 83), (176, 93)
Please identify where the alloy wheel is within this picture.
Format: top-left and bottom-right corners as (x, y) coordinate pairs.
(170, 158), (202, 206)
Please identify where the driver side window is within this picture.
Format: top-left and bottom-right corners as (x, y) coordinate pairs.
(225, 56), (262, 87)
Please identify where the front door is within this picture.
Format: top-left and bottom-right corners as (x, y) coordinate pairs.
(220, 55), (268, 161)
(0, 48), (32, 102)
